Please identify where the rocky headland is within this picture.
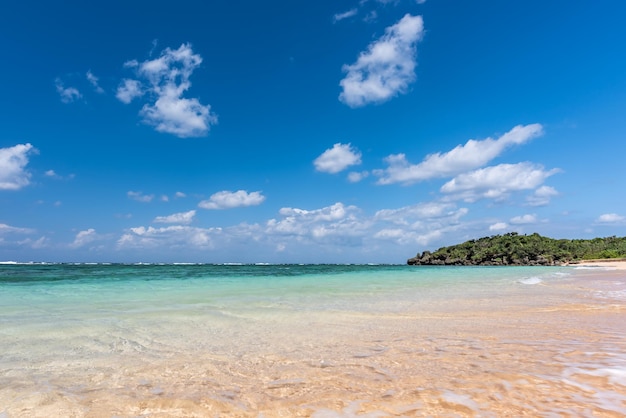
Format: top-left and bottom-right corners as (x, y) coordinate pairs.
(407, 233), (626, 266)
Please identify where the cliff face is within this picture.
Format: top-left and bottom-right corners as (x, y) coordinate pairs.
(407, 233), (626, 266)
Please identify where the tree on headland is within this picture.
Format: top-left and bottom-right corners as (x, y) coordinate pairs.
(407, 233), (626, 266)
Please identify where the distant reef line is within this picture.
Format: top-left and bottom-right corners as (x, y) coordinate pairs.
(407, 233), (626, 266)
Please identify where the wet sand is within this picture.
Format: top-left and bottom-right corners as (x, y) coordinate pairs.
(1, 266), (625, 417)
(570, 258), (626, 270)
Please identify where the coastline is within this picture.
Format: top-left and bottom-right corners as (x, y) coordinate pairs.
(1, 264), (625, 416)
(568, 258), (626, 270)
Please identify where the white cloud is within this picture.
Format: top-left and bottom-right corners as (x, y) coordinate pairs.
(154, 210), (196, 224)
(127, 191), (154, 203)
(15, 235), (49, 249)
(0, 143), (37, 190)
(70, 229), (97, 248)
(348, 171), (370, 183)
(55, 78), (82, 103)
(440, 162), (560, 202)
(373, 229), (443, 246)
(29, 236), (49, 249)
(314, 143), (362, 174)
(526, 185), (558, 206)
(175, 191), (187, 198)
(0, 223), (34, 235)
(266, 202), (367, 244)
(86, 70), (104, 94)
(510, 214), (537, 225)
(339, 14), (424, 107)
(108, 199), (476, 262)
(264, 201), (469, 249)
(141, 89), (216, 138)
(374, 202), (462, 225)
(372, 202), (468, 246)
(116, 79), (143, 104)
(118, 225), (218, 249)
(596, 213), (625, 224)
(374, 124), (544, 185)
(119, 43), (218, 137)
(334, 8), (358, 22)
(44, 169), (73, 181)
(278, 202), (354, 223)
(198, 190), (265, 210)
(489, 222), (508, 231)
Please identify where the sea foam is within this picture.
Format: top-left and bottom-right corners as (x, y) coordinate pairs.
(519, 277), (543, 285)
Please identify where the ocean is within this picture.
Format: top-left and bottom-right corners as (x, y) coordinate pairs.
(1, 263), (625, 417)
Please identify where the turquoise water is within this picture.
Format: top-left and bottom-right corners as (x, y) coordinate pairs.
(1, 264), (625, 416)
(0, 264), (562, 330)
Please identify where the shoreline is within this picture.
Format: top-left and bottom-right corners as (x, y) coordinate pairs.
(567, 258), (626, 270)
(1, 263), (625, 416)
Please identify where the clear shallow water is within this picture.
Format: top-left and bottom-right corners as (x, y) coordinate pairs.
(1, 264), (625, 417)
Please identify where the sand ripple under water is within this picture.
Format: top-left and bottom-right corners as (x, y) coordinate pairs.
(0, 265), (625, 417)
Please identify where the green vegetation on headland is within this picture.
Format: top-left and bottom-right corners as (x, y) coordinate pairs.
(407, 233), (626, 266)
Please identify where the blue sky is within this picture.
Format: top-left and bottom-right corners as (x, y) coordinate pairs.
(1, 0), (625, 263)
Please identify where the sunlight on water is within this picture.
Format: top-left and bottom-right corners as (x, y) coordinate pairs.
(1, 264), (625, 417)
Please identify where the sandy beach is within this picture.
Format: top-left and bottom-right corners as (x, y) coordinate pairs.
(1, 264), (625, 417)
(569, 258), (626, 270)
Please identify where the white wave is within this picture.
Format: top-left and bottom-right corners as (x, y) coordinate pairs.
(574, 266), (619, 271)
(519, 277), (543, 285)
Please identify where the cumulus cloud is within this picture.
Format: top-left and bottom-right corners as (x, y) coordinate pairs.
(127, 191), (154, 203)
(373, 229), (443, 246)
(110, 199), (475, 261)
(314, 143), (362, 174)
(266, 202), (366, 244)
(333, 8), (358, 23)
(339, 14), (424, 107)
(55, 78), (82, 103)
(372, 201), (468, 246)
(527, 185), (558, 206)
(510, 214), (537, 225)
(198, 190), (265, 210)
(116, 79), (143, 104)
(118, 43), (218, 137)
(441, 162), (559, 202)
(118, 225), (217, 249)
(0, 143), (37, 190)
(489, 222), (508, 231)
(374, 124), (544, 185)
(70, 229), (98, 248)
(154, 210), (196, 224)
(348, 171), (369, 183)
(596, 213), (625, 224)
(374, 202), (463, 225)
(86, 71), (104, 94)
